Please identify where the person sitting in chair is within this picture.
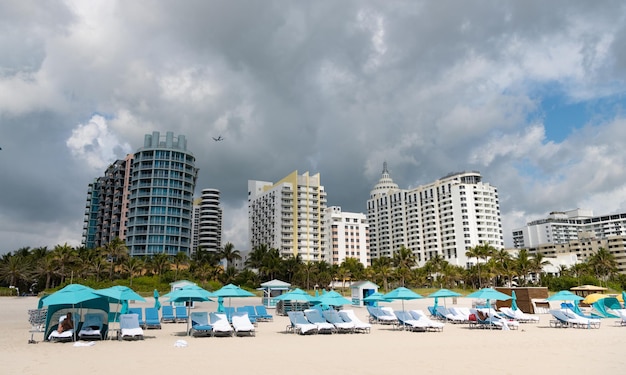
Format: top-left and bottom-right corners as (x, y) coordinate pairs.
(57, 312), (74, 333)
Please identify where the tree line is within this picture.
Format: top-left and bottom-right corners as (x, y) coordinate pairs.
(0, 240), (623, 296)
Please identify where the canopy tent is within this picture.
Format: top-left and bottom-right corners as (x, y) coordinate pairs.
(40, 284), (110, 341)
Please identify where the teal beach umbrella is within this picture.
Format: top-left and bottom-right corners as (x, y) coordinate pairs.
(382, 287), (423, 312)
(511, 290), (519, 311)
(153, 289), (161, 311)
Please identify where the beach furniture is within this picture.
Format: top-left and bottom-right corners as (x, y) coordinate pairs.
(304, 309), (335, 334)
(78, 312), (105, 340)
(549, 309), (581, 328)
(499, 307), (539, 323)
(175, 306), (189, 323)
(613, 309), (626, 326)
(394, 310), (428, 332)
(119, 313), (144, 340)
(161, 305), (176, 323)
(127, 308), (145, 327)
(409, 310), (445, 332)
(209, 312), (234, 337)
(322, 309), (355, 333)
(224, 306), (236, 322)
(561, 309), (601, 329)
(255, 305), (274, 321)
(231, 312), (256, 337)
(48, 314), (76, 342)
(144, 307), (162, 329)
(189, 312), (213, 337)
(27, 308), (47, 344)
(436, 306), (465, 323)
(367, 306), (397, 324)
(339, 310), (371, 333)
(236, 306), (258, 324)
(286, 311), (318, 335)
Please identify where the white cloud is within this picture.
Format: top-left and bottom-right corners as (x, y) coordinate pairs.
(66, 114), (132, 170)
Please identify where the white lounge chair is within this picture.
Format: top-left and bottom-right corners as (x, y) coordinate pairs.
(287, 311), (317, 335)
(409, 310), (445, 332)
(48, 315), (75, 342)
(304, 309), (335, 334)
(232, 312), (255, 337)
(78, 313), (105, 340)
(561, 309), (600, 329)
(209, 312), (234, 337)
(339, 310), (371, 333)
(499, 307), (539, 323)
(322, 310), (355, 333)
(119, 313), (144, 340)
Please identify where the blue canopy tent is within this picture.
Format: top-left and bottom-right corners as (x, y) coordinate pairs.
(40, 284), (110, 341)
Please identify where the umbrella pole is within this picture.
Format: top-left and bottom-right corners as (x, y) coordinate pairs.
(186, 299), (191, 336)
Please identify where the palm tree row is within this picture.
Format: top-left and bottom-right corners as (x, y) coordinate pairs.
(0, 241), (622, 295)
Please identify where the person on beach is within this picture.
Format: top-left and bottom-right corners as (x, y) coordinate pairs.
(57, 312), (73, 333)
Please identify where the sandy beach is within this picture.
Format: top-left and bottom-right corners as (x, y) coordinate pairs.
(2, 296), (623, 374)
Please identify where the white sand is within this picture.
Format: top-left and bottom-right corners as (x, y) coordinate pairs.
(2, 296), (623, 374)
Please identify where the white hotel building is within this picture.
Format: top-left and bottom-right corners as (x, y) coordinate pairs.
(367, 163), (503, 267)
(248, 171), (327, 262)
(325, 206), (370, 267)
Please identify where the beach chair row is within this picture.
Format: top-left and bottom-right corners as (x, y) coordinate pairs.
(286, 309), (371, 335)
(549, 309), (601, 329)
(189, 311), (256, 337)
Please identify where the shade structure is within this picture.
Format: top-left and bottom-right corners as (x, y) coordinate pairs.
(382, 287), (423, 312)
(212, 284), (255, 298)
(362, 292), (391, 307)
(274, 288), (314, 302)
(314, 291), (351, 306)
(466, 287), (511, 308)
(153, 289), (161, 311)
(166, 285), (214, 336)
(41, 284), (103, 306)
(546, 290), (584, 302)
(95, 286), (146, 304)
(622, 291), (626, 308)
(511, 291), (519, 311)
(428, 288), (462, 299)
(582, 293), (609, 305)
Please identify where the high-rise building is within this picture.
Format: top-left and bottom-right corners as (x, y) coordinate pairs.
(248, 170), (327, 262)
(367, 163), (503, 267)
(82, 156), (132, 249)
(324, 206), (369, 267)
(194, 188), (223, 255)
(512, 209), (626, 248)
(125, 131), (198, 256)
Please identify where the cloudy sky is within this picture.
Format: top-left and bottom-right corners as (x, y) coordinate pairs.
(2, 0), (626, 254)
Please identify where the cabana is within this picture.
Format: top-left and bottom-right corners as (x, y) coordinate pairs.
(257, 279), (291, 308)
(350, 281), (379, 307)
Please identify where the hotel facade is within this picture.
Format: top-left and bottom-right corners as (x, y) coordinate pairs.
(367, 163), (503, 267)
(248, 171), (327, 262)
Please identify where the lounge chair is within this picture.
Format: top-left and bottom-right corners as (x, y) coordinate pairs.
(471, 308), (519, 330)
(561, 309), (601, 329)
(549, 309), (580, 328)
(175, 306), (189, 323)
(436, 306), (465, 323)
(161, 305), (176, 323)
(189, 312), (213, 337)
(409, 310), (445, 332)
(127, 308), (144, 327)
(322, 309), (355, 333)
(286, 311), (317, 335)
(499, 307), (539, 323)
(48, 314), (76, 342)
(339, 310), (371, 333)
(78, 313), (105, 340)
(209, 312), (234, 337)
(232, 312), (256, 337)
(304, 309), (336, 334)
(119, 313), (144, 340)
(224, 306), (236, 322)
(144, 307), (161, 329)
(394, 310), (428, 332)
(449, 307), (470, 322)
(236, 306), (258, 325)
(255, 305), (274, 321)
(613, 309), (626, 326)
(366, 306), (397, 324)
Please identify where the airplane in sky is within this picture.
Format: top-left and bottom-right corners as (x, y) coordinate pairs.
(212, 136), (224, 141)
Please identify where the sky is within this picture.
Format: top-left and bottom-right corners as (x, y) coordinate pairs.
(2, 0), (626, 255)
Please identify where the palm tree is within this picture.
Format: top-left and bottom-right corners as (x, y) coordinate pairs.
(103, 237), (128, 279)
(588, 248), (618, 286)
(336, 265), (352, 293)
(301, 261), (317, 290)
(172, 252), (189, 280)
(51, 243), (76, 284)
(515, 249), (532, 286)
(465, 243), (495, 288)
(150, 253), (171, 281)
(259, 248), (282, 280)
(0, 253), (31, 289)
(34, 254), (57, 290)
(491, 249), (513, 287)
(219, 242), (241, 269)
(371, 257), (393, 292)
(392, 246), (416, 286)
(530, 252), (551, 285)
(122, 257), (144, 287)
(424, 253), (447, 287)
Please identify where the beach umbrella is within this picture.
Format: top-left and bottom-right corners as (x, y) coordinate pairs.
(622, 291), (626, 308)
(314, 291), (352, 306)
(274, 288), (314, 312)
(582, 293), (609, 305)
(510, 291), (518, 311)
(363, 292), (391, 307)
(153, 289), (161, 311)
(212, 284), (254, 307)
(166, 285), (214, 336)
(95, 286), (146, 323)
(42, 284), (103, 306)
(382, 287), (423, 312)
(428, 288), (462, 311)
(466, 287), (511, 309)
(546, 290), (584, 302)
